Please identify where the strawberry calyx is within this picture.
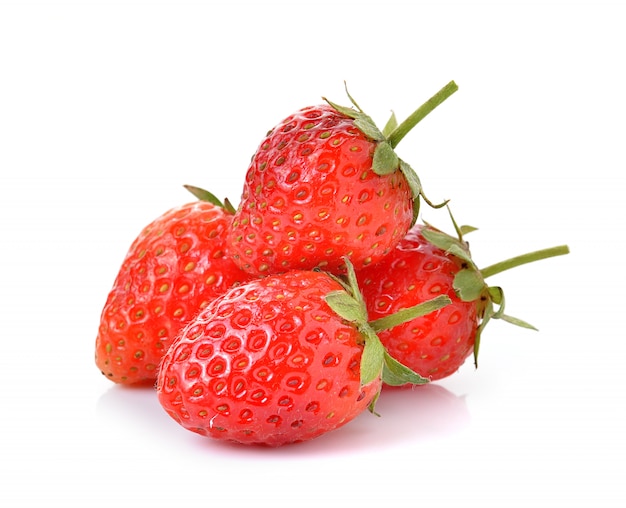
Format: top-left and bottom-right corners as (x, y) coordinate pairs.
(421, 207), (570, 366)
(323, 81), (458, 220)
(184, 184), (236, 214)
(324, 258), (451, 411)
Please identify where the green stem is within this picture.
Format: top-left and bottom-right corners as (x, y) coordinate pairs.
(368, 295), (451, 332)
(480, 245), (570, 279)
(387, 80), (459, 148)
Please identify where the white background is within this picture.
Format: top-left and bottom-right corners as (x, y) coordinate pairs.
(1, 1), (624, 506)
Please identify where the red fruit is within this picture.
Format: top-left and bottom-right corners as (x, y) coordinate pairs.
(359, 224), (478, 381)
(95, 199), (253, 385)
(156, 270), (382, 446)
(228, 104), (411, 275)
(227, 82), (458, 276)
(358, 220), (570, 381)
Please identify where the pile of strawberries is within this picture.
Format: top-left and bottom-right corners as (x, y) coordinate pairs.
(95, 81), (569, 447)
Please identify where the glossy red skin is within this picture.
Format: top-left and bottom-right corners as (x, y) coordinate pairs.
(157, 270), (381, 447)
(228, 104), (413, 276)
(95, 201), (253, 384)
(357, 225), (478, 381)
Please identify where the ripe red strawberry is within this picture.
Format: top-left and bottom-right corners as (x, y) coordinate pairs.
(358, 224), (477, 381)
(358, 217), (570, 381)
(95, 194), (253, 385)
(156, 267), (446, 446)
(227, 82), (458, 276)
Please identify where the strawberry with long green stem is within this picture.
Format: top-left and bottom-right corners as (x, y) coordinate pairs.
(357, 209), (570, 381)
(156, 261), (451, 446)
(227, 81), (458, 276)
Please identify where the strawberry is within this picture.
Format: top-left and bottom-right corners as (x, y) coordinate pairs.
(359, 224), (477, 381)
(357, 212), (570, 381)
(227, 81), (458, 276)
(95, 191), (253, 385)
(156, 265), (448, 446)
